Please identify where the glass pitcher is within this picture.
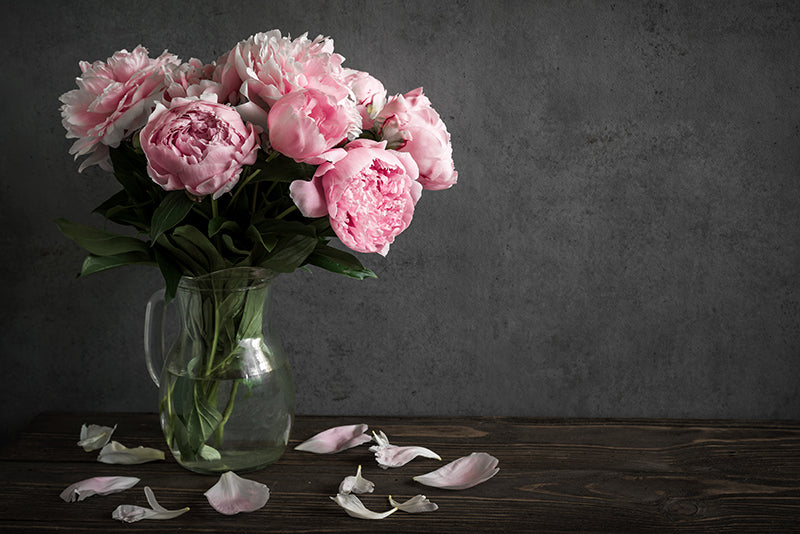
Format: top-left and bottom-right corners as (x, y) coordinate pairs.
(144, 266), (295, 474)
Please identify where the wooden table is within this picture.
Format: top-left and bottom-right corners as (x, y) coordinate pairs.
(1, 413), (798, 532)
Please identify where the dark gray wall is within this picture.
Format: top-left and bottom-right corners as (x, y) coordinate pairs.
(2, 1), (799, 444)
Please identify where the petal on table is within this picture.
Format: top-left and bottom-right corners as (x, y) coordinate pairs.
(338, 464), (375, 495)
(369, 430), (441, 469)
(77, 423), (117, 451)
(389, 494), (439, 513)
(112, 486), (189, 522)
(97, 441), (165, 464)
(60, 476), (140, 502)
(294, 424), (372, 454)
(413, 452), (499, 490)
(330, 493), (398, 520)
(204, 471), (270, 515)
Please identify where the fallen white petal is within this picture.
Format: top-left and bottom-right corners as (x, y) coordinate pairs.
(369, 430), (441, 469)
(413, 452), (499, 490)
(112, 486), (189, 522)
(77, 423), (117, 451)
(60, 476), (139, 502)
(204, 471), (270, 515)
(338, 465), (375, 495)
(295, 424), (372, 454)
(389, 494), (439, 513)
(330, 493), (398, 520)
(97, 441), (165, 464)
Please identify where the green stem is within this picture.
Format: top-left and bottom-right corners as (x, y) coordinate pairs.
(204, 292), (222, 377)
(228, 168), (262, 207)
(211, 198), (223, 255)
(275, 205), (297, 220)
(251, 183), (259, 214)
(214, 381), (240, 446)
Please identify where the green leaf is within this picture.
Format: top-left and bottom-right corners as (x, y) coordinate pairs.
(307, 245), (378, 280)
(108, 144), (153, 204)
(93, 189), (130, 217)
(188, 383), (223, 443)
(246, 224), (277, 253)
(222, 234), (250, 256)
(150, 191), (196, 245)
(238, 288), (266, 339)
(80, 251), (155, 277)
(249, 154), (316, 183)
(254, 218), (318, 238)
(260, 234), (317, 273)
(173, 225), (227, 272)
(208, 217), (241, 238)
(156, 235), (206, 274)
(198, 444), (222, 461)
(153, 247), (184, 303)
(56, 218), (149, 256)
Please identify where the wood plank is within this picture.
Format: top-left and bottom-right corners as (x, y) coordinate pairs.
(0, 413), (798, 532)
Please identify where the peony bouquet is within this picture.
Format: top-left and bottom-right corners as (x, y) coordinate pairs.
(56, 30), (457, 300)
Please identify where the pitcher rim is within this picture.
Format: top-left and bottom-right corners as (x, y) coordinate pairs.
(177, 266), (278, 291)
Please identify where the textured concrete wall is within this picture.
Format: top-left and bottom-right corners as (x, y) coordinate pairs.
(1, 1), (799, 443)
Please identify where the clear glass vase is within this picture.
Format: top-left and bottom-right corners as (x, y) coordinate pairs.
(144, 267), (294, 474)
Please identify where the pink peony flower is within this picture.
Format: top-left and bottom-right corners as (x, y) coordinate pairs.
(163, 58), (222, 103)
(140, 95), (260, 199)
(59, 46), (180, 172)
(213, 30), (351, 129)
(289, 139), (421, 255)
(268, 88), (360, 164)
(377, 87), (458, 191)
(343, 68), (387, 129)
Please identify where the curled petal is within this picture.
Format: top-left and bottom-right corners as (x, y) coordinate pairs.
(112, 486), (189, 522)
(369, 430), (441, 469)
(77, 423), (117, 451)
(204, 471), (270, 515)
(389, 494), (439, 513)
(338, 465), (375, 495)
(97, 441), (165, 464)
(295, 424), (372, 454)
(289, 177), (327, 218)
(60, 476), (139, 502)
(330, 493), (397, 520)
(413, 452), (499, 490)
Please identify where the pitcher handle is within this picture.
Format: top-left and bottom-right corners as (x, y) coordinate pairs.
(143, 287), (166, 388)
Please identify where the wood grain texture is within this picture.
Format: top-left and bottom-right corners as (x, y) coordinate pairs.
(0, 413), (798, 532)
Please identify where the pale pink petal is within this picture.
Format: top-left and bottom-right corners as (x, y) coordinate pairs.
(295, 424), (372, 454)
(369, 430), (441, 469)
(373, 445), (442, 469)
(112, 486), (189, 522)
(389, 494), (438, 513)
(60, 476), (139, 502)
(338, 465), (375, 495)
(289, 177), (327, 218)
(330, 493), (398, 520)
(413, 452), (499, 490)
(204, 471), (270, 515)
(97, 441), (165, 464)
(77, 423), (117, 451)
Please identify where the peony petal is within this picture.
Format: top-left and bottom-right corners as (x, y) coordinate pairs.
(389, 494), (439, 513)
(60, 476), (140, 502)
(77, 423), (117, 451)
(413, 452), (499, 490)
(204, 471), (270, 515)
(338, 465), (375, 495)
(97, 441), (165, 464)
(295, 424), (372, 454)
(369, 430), (441, 469)
(330, 493), (398, 520)
(112, 486), (189, 522)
